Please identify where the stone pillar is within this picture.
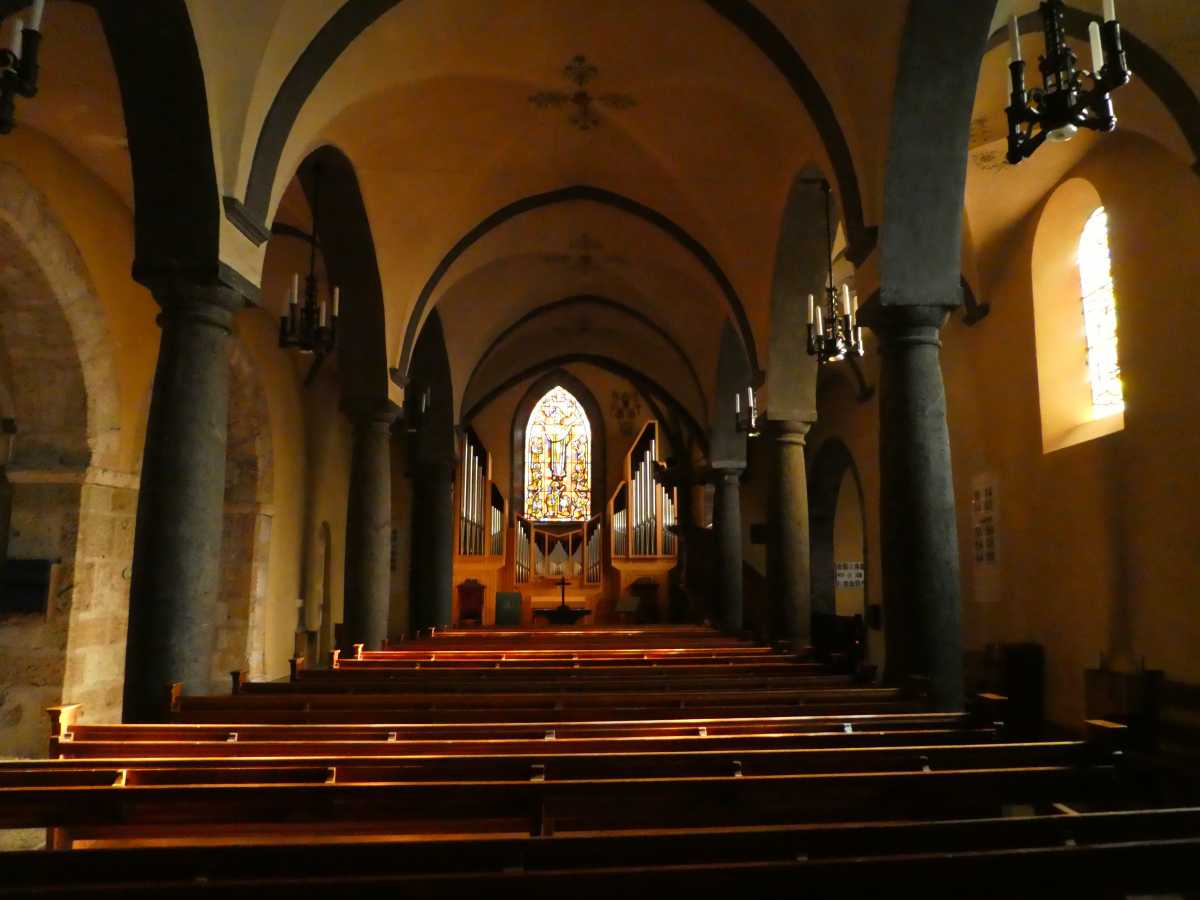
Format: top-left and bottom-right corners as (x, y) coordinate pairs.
(426, 459), (456, 628)
(342, 403), (397, 650)
(712, 467), (744, 634)
(123, 282), (241, 722)
(767, 419), (813, 650)
(870, 305), (963, 710)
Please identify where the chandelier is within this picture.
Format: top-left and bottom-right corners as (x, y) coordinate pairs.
(1005, 0), (1131, 164)
(0, 0), (44, 135)
(806, 179), (862, 365)
(279, 164), (339, 355)
(733, 386), (759, 437)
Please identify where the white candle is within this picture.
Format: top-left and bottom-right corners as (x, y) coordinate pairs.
(319, 300), (327, 327)
(734, 392), (741, 414)
(747, 386), (756, 414)
(9, 18), (22, 59)
(851, 294), (859, 317)
(332, 285), (340, 317)
(815, 305), (824, 337)
(807, 293), (815, 325)
(841, 283), (852, 316)
(1008, 16), (1021, 63)
(290, 273), (299, 305)
(1103, 0), (1116, 22)
(28, 0), (43, 32)
(1088, 21), (1104, 73)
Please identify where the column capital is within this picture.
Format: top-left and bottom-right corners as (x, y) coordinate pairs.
(764, 418), (812, 445)
(152, 280), (244, 334)
(859, 303), (949, 350)
(345, 398), (401, 432)
(707, 465), (744, 486)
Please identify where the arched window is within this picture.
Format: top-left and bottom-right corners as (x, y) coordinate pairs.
(524, 385), (591, 521)
(1078, 207), (1124, 417)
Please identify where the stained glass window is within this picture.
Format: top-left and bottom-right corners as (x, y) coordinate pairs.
(1078, 207), (1124, 417)
(524, 386), (591, 521)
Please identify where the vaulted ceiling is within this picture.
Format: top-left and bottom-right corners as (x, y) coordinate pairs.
(12, 0), (1200, 434)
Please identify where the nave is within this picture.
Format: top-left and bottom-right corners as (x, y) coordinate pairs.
(1, 626), (1197, 897)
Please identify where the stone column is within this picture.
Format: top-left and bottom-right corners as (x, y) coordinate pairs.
(870, 305), (963, 710)
(342, 403), (397, 650)
(767, 419), (813, 650)
(426, 458), (456, 628)
(123, 282), (241, 722)
(712, 467), (744, 634)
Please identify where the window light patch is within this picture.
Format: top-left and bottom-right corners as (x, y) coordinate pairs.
(1077, 207), (1124, 417)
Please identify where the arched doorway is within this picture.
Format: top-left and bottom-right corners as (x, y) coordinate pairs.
(809, 438), (873, 662)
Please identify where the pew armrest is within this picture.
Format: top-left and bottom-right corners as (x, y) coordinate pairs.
(1085, 718), (1130, 758)
(45, 704), (81, 755)
(166, 682), (184, 717)
(971, 692), (1010, 734)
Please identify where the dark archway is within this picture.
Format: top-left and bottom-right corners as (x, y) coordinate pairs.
(291, 146), (390, 409)
(471, 295), (707, 412)
(399, 186), (759, 378)
(808, 437), (867, 622)
(508, 369), (606, 524)
(464, 353), (705, 458)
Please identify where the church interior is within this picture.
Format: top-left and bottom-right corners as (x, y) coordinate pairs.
(0, 0), (1198, 893)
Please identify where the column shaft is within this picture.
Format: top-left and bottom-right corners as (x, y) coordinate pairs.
(713, 468), (744, 633)
(873, 305), (963, 709)
(769, 421), (813, 650)
(124, 286), (238, 722)
(343, 408), (396, 650)
(424, 459), (455, 628)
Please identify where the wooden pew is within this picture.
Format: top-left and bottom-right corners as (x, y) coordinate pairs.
(6, 739), (1100, 787)
(5, 808), (1199, 897)
(48, 707), (999, 759)
(0, 762), (1132, 843)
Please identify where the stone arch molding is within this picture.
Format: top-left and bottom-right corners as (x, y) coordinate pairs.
(0, 162), (121, 472)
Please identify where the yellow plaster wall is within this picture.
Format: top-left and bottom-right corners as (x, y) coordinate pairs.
(814, 134), (1200, 728)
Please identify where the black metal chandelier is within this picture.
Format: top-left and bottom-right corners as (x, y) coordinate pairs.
(733, 386), (759, 437)
(0, 0), (44, 135)
(806, 179), (862, 366)
(1006, 0), (1131, 165)
(279, 164), (339, 356)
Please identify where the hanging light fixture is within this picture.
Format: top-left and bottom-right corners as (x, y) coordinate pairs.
(279, 163), (339, 355)
(1005, 0), (1131, 164)
(733, 386), (759, 437)
(0, 0), (45, 135)
(806, 179), (863, 366)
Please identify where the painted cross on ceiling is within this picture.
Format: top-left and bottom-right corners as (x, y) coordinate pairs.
(529, 55), (637, 131)
(542, 233), (628, 271)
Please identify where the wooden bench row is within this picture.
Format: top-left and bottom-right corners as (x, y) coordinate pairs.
(267, 672), (856, 696)
(53, 706), (995, 743)
(9, 739), (1104, 786)
(3, 809), (1198, 898)
(2, 762), (1133, 841)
